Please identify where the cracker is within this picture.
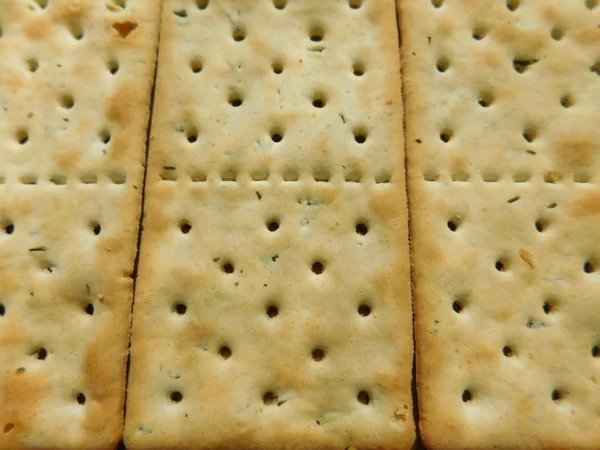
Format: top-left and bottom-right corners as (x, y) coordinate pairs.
(125, 0), (414, 448)
(400, 0), (600, 448)
(0, 1), (161, 448)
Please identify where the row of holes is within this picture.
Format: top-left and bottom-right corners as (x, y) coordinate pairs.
(13, 128), (114, 146)
(172, 301), (371, 320)
(423, 170), (592, 184)
(439, 127), (540, 144)
(434, 59), (591, 107)
(189, 58), (365, 77)
(22, 58), (120, 75)
(172, 0), (365, 16)
(0, 174), (127, 185)
(462, 386), (591, 404)
(179, 120), (368, 145)
(495, 258), (597, 274)
(432, 0), (597, 11)
(1, 221), (101, 236)
(160, 170), (391, 184)
(447, 217), (551, 233)
(452, 297), (559, 316)
(177, 218), (369, 235)
(166, 388), (372, 406)
(435, 23), (588, 44)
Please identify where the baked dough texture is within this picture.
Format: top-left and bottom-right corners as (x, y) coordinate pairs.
(0, 1), (161, 449)
(400, 0), (600, 448)
(125, 0), (414, 449)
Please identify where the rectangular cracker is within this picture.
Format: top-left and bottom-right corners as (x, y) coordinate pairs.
(400, 0), (600, 448)
(0, 1), (161, 449)
(125, 0), (414, 449)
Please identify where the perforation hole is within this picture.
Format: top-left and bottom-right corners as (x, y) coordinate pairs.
(170, 391), (183, 402)
(233, 26), (246, 42)
(180, 221), (191, 234)
(0, 303), (5, 316)
(20, 175), (38, 185)
(229, 92), (243, 107)
(424, 169), (439, 181)
(495, 259), (508, 272)
(91, 222), (101, 235)
(502, 345), (515, 357)
(32, 348), (47, 360)
(80, 174), (97, 184)
(3, 423), (14, 433)
(431, 0), (443, 7)
(349, 0), (363, 8)
(447, 217), (461, 231)
(173, 303), (187, 315)
(196, 0), (209, 9)
(585, 0), (598, 9)
(535, 218), (548, 233)
(271, 129), (283, 143)
(16, 129), (29, 145)
(4, 223), (14, 235)
(68, 22), (84, 40)
(35, 0), (48, 8)
(312, 94), (326, 108)
(551, 389), (563, 402)
(357, 390), (371, 405)
(358, 304), (371, 316)
(272, 60), (284, 74)
(440, 129), (453, 143)
(311, 348), (325, 361)
(574, 173), (591, 183)
(273, 0), (287, 9)
(478, 92), (494, 108)
(506, 0), (520, 11)
(187, 127), (198, 143)
(592, 345), (599, 357)
(76, 393), (86, 405)
(584, 261), (595, 273)
(311, 261), (324, 274)
(551, 27), (564, 41)
(50, 175), (67, 186)
(266, 219), (280, 232)
(355, 222), (368, 235)
(110, 172), (126, 184)
(219, 346), (232, 359)
(523, 128), (537, 143)
(222, 262), (234, 274)
(543, 300), (556, 314)
(309, 24), (324, 42)
(85, 303), (94, 315)
(283, 168), (299, 182)
(353, 61), (365, 76)
(60, 94), (75, 109)
(436, 57), (449, 72)
(27, 58), (39, 72)
(263, 391), (277, 405)
(99, 129), (111, 144)
(354, 128), (368, 144)
(462, 389), (473, 402)
(513, 172), (530, 182)
(472, 25), (487, 40)
(560, 94), (574, 108)
(110, 0), (126, 8)
(266, 305), (279, 318)
(452, 299), (464, 313)
(190, 58), (203, 73)
(513, 58), (539, 73)
(107, 59), (119, 74)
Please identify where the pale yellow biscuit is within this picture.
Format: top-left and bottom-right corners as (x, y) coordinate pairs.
(125, 0), (414, 448)
(0, 1), (161, 449)
(400, 0), (600, 448)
